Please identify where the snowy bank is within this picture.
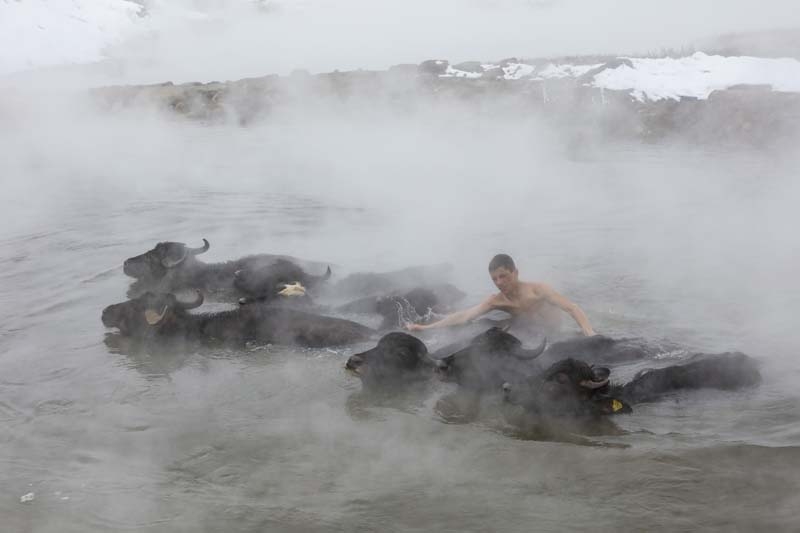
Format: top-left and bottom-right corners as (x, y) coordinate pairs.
(438, 53), (800, 102)
(591, 53), (800, 102)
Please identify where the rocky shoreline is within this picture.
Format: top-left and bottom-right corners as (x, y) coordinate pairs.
(91, 58), (800, 147)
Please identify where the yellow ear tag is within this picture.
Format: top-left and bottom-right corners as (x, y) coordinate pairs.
(611, 399), (624, 412)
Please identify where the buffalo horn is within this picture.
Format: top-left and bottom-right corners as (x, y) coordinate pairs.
(188, 239), (210, 256)
(513, 338), (547, 360)
(310, 265), (332, 285)
(579, 378), (609, 389)
(144, 305), (169, 325)
(177, 290), (204, 309)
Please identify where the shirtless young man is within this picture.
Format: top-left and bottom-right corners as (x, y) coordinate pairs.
(406, 254), (596, 336)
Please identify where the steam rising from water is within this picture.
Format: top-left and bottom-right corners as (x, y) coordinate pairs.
(3, 85), (799, 361)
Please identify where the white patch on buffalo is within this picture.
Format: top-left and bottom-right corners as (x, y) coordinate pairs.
(278, 282), (306, 297)
(144, 306), (168, 325)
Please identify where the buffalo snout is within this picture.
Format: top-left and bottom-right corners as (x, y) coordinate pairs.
(345, 354), (365, 374)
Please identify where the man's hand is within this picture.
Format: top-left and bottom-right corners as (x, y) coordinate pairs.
(405, 323), (426, 332)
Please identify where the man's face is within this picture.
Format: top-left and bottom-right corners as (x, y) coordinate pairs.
(490, 267), (518, 296)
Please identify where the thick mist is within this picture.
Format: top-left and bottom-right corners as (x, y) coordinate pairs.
(3, 86), (799, 361)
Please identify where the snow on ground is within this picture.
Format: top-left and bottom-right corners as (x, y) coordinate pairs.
(3, 2), (800, 101)
(591, 52), (800, 101)
(0, 0), (149, 75)
(442, 53), (800, 101)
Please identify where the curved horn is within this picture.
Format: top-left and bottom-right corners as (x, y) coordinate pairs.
(513, 337), (547, 360)
(177, 290), (204, 309)
(144, 305), (169, 326)
(187, 239), (210, 256)
(580, 378), (609, 390)
(309, 265), (332, 285)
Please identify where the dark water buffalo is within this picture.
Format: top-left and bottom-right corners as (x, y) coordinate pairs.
(233, 258), (331, 302)
(538, 334), (669, 366)
(102, 291), (373, 347)
(346, 332), (432, 390)
(433, 328), (547, 393)
(328, 263), (454, 298)
(503, 351), (761, 422)
(336, 284), (465, 329)
(611, 351), (761, 403)
(123, 239), (331, 299)
(346, 327), (546, 394)
(502, 358), (631, 420)
(350, 327), (761, 403)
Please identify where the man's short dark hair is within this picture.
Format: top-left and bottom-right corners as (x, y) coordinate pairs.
(488, 254), (516, 272)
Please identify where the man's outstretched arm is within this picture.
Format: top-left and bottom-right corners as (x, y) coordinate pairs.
(540, 285), (596, 336)
(406, 297), (494, 331)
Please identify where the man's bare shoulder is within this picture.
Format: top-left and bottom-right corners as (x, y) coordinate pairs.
(519, 280), (551, 295)
(484, 292), (507, 307)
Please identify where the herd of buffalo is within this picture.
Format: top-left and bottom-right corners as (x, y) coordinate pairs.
(102, 239), (761, 442)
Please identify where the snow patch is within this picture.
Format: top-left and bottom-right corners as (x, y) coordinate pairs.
(591, 52), (800, 101)
(0, 0), (148, 75)
(533, 62), (603, 79)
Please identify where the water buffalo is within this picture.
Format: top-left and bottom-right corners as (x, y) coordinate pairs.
(233, 259), (331, 302)
(433, 327), (548, 393)
(328, 263), (455, 298)
(102, 291), (374, 348)
(336, 284), (466, 329)
(502, 351), (761, 422)
(345, 332), (432, 390)
(538, 334), (668, 366)
(502, 358), (632, 420)
(610, 351), (761, 404)
(348, 328), (761, 403)
(122, 239), (331, 299)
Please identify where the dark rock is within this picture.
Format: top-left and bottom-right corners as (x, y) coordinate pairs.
(418, 59), (449, 76)
(481, 66), (505, 80)
(453, 61), (484, 73)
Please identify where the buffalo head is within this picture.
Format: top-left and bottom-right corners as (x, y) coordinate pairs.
(102, 290), (204, 336)
(503, 358), (632, 418)
(434, 328), (546, 392)
(123, 239), (210, 280)
(346, 332), (431, 388)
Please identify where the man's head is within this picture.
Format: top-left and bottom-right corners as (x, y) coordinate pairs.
(488, 254), (518, 296)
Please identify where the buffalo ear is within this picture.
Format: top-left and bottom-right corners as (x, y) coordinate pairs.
(144, 305), (169, 325)
(161, 243), (187, 268)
